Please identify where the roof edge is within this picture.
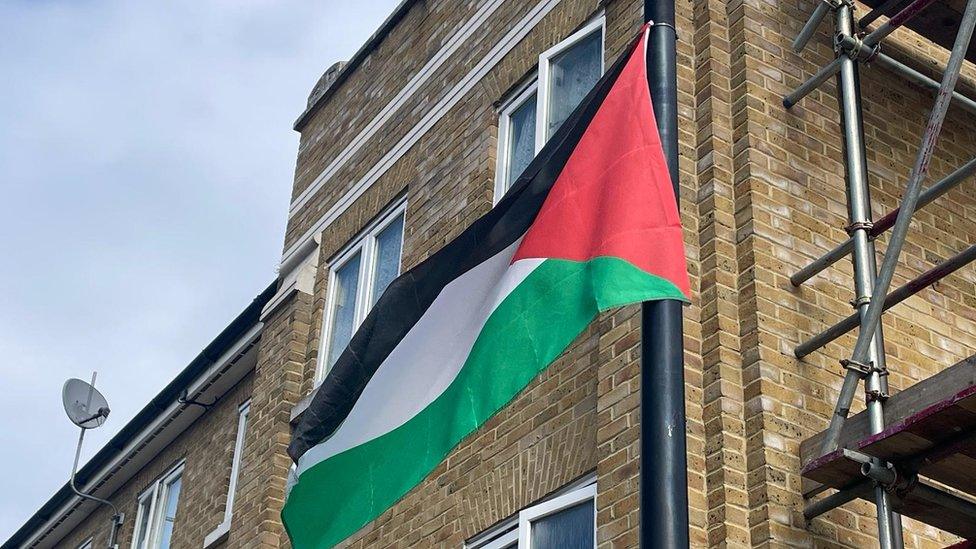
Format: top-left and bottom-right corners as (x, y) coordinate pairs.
(293, 0), (419, 131)
(2, 281), (278, 549)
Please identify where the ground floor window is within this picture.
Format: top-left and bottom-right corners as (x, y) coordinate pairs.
(467, 478), (596, 549)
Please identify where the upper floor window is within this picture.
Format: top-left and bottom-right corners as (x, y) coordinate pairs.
(318, 201), (406, 381)
(224, 402), (249, 519)
(132, 463), (183, 549)
(494, 17), (605, 201)
(466, 480), (596, 549)
(496, 83), (538, 201)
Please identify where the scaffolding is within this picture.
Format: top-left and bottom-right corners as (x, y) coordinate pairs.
(785, 0), (976, 546)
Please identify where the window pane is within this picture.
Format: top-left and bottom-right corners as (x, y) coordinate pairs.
(326, 253), (362, 368)
(529, 500), (594, 549)
(505, 93), (537, 189)
(135, 498), (153, 549)
(156, 475), (182, 549)
(546, 30), (601, 138)
(371, 214), (404, 307)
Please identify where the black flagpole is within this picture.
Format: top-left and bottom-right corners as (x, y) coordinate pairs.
(641, 1), (690, 547)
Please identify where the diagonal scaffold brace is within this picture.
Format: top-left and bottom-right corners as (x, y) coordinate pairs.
(818, 0), (976, 459)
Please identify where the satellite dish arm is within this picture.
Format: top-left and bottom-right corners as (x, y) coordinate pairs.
(70, 426), (124, 548)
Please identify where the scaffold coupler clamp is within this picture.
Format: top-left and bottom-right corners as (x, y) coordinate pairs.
(866, 460), (917, 499)
(837, 32), (882, 63)
(840, 357), (874, 376)
(894, 470), (919, 499)
(844, 220), (874, 236)
(866, 389), (890, 403)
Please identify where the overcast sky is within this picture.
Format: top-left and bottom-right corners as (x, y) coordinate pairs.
(0, 0), (398, 540)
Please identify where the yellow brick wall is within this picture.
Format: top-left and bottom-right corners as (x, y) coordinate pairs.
(45, 0), (976, 547)
(283, 0), (976, 547)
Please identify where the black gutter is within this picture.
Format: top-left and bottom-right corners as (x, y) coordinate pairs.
(293, 0), (419, 131)
(2, 282), (277, 549)
(641, 1), (691, 547)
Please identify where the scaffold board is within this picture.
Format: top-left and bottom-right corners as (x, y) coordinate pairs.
(800, 355), (976, 538)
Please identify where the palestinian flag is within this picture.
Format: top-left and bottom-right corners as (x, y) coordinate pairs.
(283, 25), (690, 549)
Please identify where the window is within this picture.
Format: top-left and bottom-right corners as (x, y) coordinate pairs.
(495, 83), (538, 201)
(204, 402), (250, 547)
(494, 17), (605, 200)
(132, 463), (183, 549)
(467, 480), (596, 549)
(224, 402), (248, 519)
(318, 202), (406, 381)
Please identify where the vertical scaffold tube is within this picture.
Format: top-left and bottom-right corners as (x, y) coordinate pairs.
(831, 4), (901, 547)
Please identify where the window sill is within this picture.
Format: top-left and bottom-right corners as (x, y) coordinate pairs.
(203, 520), (231, 548)
(290, 386), (318, 425)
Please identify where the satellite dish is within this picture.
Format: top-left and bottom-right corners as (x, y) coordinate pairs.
(62, 378), (110, 429)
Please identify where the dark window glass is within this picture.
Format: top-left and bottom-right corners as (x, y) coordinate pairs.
(505, 93), (537, 189)
(529, 500), (594, 549)
(546, 30), (602, 138)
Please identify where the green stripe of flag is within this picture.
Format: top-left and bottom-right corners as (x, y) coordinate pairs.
(282, 256), (686, 548)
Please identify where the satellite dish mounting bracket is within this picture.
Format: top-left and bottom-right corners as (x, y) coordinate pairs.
(178, 388), (217, 410)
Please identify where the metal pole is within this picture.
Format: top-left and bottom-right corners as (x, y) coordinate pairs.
(67, 373), (123, 549)
(784, 57), (844, 109)
(912, 483), (976, 520)
(794, 1), (834, 53)
(872, 53), (976, 116)
(831, 6), (899, 545)
(786, 0), (941, 108)
(804, 480), (873, 519)
(822, 0), (976, 455)
(642, 1), (689, 547)
(790, 157), (976, 286)
(796, 244), (976, 357)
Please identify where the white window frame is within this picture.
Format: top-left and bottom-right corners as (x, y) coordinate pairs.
(493, 15), (605, 203)
(518, 483), (596, 548)
(131, 462), (184, 549)
(535, 16), (605, 150)
(494, 80), (538, 202)
(204, 401), (250, 548)
(466, 479), (596, 549)
(224, 401), (248, 519)
(317, 199), (407, 382)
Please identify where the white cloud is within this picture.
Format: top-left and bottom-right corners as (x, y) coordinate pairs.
(0, 0), (400, 540)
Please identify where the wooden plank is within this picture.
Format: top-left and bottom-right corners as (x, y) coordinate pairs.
(917, 453), (976, 491)
(803, 451), (864, 488)
(860, 0), (976, 63)
(802, 355), (976, 502)
(801, 354), (976, 467)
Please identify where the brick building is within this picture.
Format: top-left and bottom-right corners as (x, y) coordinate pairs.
(5, 0), (976, 547)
